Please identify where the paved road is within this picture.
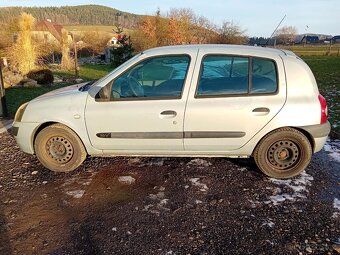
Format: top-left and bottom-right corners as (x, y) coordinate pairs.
(0, 131), (339, 255)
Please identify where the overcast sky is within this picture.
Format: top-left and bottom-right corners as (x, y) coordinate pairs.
(1, 0), (339, 37)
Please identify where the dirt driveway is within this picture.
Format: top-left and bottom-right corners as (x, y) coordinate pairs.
(0, 131), (339, 255)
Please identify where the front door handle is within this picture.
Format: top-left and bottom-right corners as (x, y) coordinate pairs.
(252, 107), (270, 116)
(160, 110), (177, 119)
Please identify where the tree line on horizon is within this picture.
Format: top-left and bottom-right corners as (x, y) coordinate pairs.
(0, 5), (140, 28)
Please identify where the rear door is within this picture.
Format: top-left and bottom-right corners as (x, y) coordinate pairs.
(184, 49), (287, 152)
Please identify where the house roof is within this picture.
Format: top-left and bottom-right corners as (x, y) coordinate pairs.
(35, 19), (63, 42)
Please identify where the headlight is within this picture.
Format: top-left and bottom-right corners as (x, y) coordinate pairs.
(14, 102), (28, 122)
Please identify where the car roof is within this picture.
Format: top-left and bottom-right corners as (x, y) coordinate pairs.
(143, 44), (295, 58)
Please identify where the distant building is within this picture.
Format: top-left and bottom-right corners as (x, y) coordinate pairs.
(295, 35), (319, 44)
(32, 19), (69, 43)
(332, 35), (340, 43)
(108, 36), (118, 46)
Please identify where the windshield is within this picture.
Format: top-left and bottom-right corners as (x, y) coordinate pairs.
(91, 53), (143, 87)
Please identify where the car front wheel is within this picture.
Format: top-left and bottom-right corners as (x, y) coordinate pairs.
(34, 124), (87, 172)
(253, 127), (312, 179)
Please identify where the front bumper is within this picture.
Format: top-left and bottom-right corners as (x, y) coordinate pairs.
(11, 121), (41, 154)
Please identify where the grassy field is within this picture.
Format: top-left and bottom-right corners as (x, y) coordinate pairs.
(281, 44), (340, 56)
(303, 56), (340, 131)
(65, 25), (135, 34)
(5, 56), (340, 132)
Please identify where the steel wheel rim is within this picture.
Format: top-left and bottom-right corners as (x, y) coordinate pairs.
(46, 136), (74, 163)
(267, 140), (300, 170)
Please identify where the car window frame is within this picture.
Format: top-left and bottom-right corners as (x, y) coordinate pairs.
(194, 54), (279, 99)
(96, 54), (192, 102)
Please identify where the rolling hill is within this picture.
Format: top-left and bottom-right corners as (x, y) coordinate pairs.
(0, 5), (142, 28)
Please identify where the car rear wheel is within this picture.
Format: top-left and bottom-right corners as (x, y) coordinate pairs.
(253, 127), (312, 179)
(34, 124), (87, 172)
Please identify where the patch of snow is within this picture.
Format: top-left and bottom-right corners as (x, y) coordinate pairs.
(324, 139), (340, 162)
(144, 187), (170, 215)
(189, 178), (208, 191)
(264, 171), (313, 205)
(145, 158), (165, 166)
(160, 199), (168, 205)
(118, 176), (136, 185)
(334, 198), (340, 210)
(262, 219), (275, 228)
(187, 159), (212, 168)
(128, 158), (142, 166)
(149, 192), (165, 200)
(332, 212), (340, 218)
(66, 190), (85, 199)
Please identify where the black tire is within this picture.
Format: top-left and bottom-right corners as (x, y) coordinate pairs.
(34, 124), (87, 172)
(253, 127), (312, 179)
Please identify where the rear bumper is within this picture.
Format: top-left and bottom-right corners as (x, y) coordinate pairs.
(11, 121), (41, 154)
(299, 121), (331, 138)
(299, 121), (331, 153)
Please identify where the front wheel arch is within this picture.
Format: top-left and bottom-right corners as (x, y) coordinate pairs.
(32, 122), (88, 155)
(34, 123), (88, 172)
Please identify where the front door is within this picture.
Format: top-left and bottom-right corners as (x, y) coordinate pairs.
(184, 49), (287, 152)
(85, 53), (196, 152)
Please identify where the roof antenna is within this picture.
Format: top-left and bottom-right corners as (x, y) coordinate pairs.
(265, 14), (286, 46)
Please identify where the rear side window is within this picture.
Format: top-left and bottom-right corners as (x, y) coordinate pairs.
(197, 56), (249, 96)
(196, 55), (278, 97)
(251, 58), (277, 94)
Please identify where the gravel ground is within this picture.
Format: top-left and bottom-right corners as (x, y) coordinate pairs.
(0, 131), (339, 255)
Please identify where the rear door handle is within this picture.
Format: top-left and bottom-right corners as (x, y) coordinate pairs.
(160, 110), (177, 119)
(252, 107), (270, 115)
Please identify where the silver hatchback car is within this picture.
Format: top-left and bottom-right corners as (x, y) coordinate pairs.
(12, 45), (330, 178)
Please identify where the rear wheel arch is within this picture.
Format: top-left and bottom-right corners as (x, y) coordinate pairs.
(252, 126), (314, 156)
(252, 127), (313, 178)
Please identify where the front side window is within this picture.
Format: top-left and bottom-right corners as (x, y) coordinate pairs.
(197, 55), (249, 96)
(107, 55), (190, 100)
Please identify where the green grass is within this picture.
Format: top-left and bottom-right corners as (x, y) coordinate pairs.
(5, 64), (113, 117)
(5, 57), (340, 132)
(54, 64), (114, 80)
(281, 45), (340, 56)
(302, 56), (340, 131)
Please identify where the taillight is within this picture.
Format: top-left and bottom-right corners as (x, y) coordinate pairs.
(318, 94), (328, 124)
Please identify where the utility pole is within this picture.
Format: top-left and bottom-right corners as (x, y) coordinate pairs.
(0, 62), (8, 118)
(304, 25), (309, 47)
(328, 39), (332, 55)
(265, 15), (286, 46)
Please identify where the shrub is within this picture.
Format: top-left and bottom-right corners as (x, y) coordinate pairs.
(27, 69), (54, 85)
